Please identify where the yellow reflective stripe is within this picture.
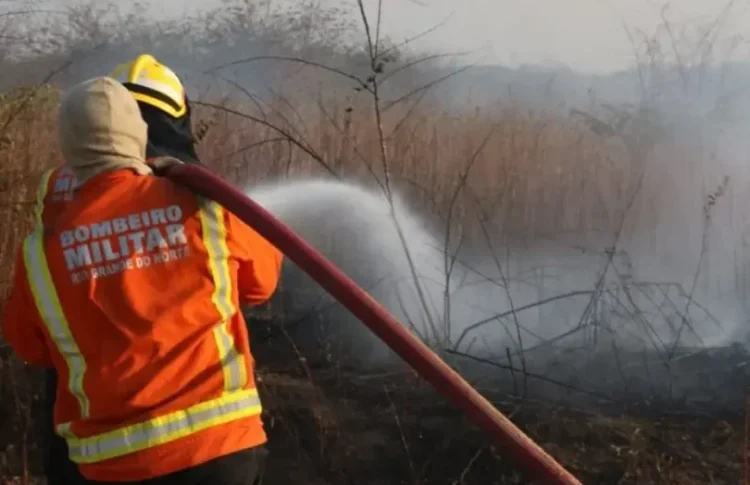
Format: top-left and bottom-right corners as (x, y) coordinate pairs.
(32, 168), (54, 223)
(198, 198), (248, 392)
(24, 169), (90, 417)
(61, 388), (262, 464)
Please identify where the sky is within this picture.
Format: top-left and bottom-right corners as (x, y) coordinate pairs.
(47, 0), (750, 74)
(353, 0), (750, 73)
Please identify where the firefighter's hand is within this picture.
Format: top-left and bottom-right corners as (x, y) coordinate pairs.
(148, 156), (183, 174)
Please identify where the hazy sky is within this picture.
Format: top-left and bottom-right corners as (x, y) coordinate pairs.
(354, 0), (750, 73)
(52, 0), (750, 73)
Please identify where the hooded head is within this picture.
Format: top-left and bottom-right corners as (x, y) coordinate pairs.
(58, 76), (152, 185)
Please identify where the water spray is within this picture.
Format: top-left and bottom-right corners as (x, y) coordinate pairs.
(162, 163), (583, 485)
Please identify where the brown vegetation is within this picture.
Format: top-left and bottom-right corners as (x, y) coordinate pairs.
(0, 1), (746, 484)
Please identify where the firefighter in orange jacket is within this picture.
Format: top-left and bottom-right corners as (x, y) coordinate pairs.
(38, 54), (208, 485)
(2, 76), (282, 484)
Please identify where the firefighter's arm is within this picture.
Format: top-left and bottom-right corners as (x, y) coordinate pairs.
(225, 211), (283, 307)
(2, 249), (54, 367)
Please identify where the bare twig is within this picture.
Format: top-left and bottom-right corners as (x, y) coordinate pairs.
(454, 290), (595, 350)
(444, 349), (615, 402)
(383, 62), (479, 111)
(442, 124), (497, 344)
(670, 176), (729, 357)
(208, 55), (369, 90)
(354, 0), (441, 343)
(192, 100), (339, 177)
(452, 447), (484, 485)
(0, 58), (72, 138)
(384, 384), (418, 484)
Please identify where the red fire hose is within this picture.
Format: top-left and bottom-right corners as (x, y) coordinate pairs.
(164, 164), (583, 485)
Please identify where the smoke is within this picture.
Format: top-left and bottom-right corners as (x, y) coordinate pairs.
(244, 172), (750, 411)
(245, 174), (747, 351)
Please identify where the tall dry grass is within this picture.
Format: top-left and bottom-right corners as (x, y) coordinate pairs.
(0, 0), (744, 481)
(194, 98), (642, 240)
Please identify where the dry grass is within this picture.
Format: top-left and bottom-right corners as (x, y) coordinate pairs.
(0, 1), (745, 483)
(194, 97), (643, 240)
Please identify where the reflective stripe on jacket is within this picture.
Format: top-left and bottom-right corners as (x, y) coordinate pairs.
(3, 168), (282, 481)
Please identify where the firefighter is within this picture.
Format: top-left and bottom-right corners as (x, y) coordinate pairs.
(3, 76), (282, 484)
(39, 54), (205, 485)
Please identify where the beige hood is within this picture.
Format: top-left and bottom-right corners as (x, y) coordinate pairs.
(58, 76), (152, 185)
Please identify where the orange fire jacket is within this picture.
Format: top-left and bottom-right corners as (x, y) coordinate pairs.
(2, 167), (283, 481)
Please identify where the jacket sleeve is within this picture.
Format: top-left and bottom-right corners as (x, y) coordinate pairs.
(2, 249), (54, 367)
(225, 211), (283, 307)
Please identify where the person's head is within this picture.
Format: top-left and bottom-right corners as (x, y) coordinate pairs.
(58, 77), (151, 185)
(109, 53), (200, 163)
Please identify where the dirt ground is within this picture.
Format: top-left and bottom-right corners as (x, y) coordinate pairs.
(0, 342), (744, 485)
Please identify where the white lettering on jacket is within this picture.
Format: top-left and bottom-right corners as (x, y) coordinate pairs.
(59, 205), (191, 283)
(49, 167), (78, 202)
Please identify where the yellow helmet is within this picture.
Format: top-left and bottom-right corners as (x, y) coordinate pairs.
(109, 54), (187, 118)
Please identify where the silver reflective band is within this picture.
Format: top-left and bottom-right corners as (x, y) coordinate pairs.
(64, 390), (262, 464)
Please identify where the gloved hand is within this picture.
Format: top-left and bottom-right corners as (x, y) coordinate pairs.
(147, 156), (183, 175)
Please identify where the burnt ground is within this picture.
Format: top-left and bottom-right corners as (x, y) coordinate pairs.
(258, 366), (742, 485)
(0, 327), (746, 485)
